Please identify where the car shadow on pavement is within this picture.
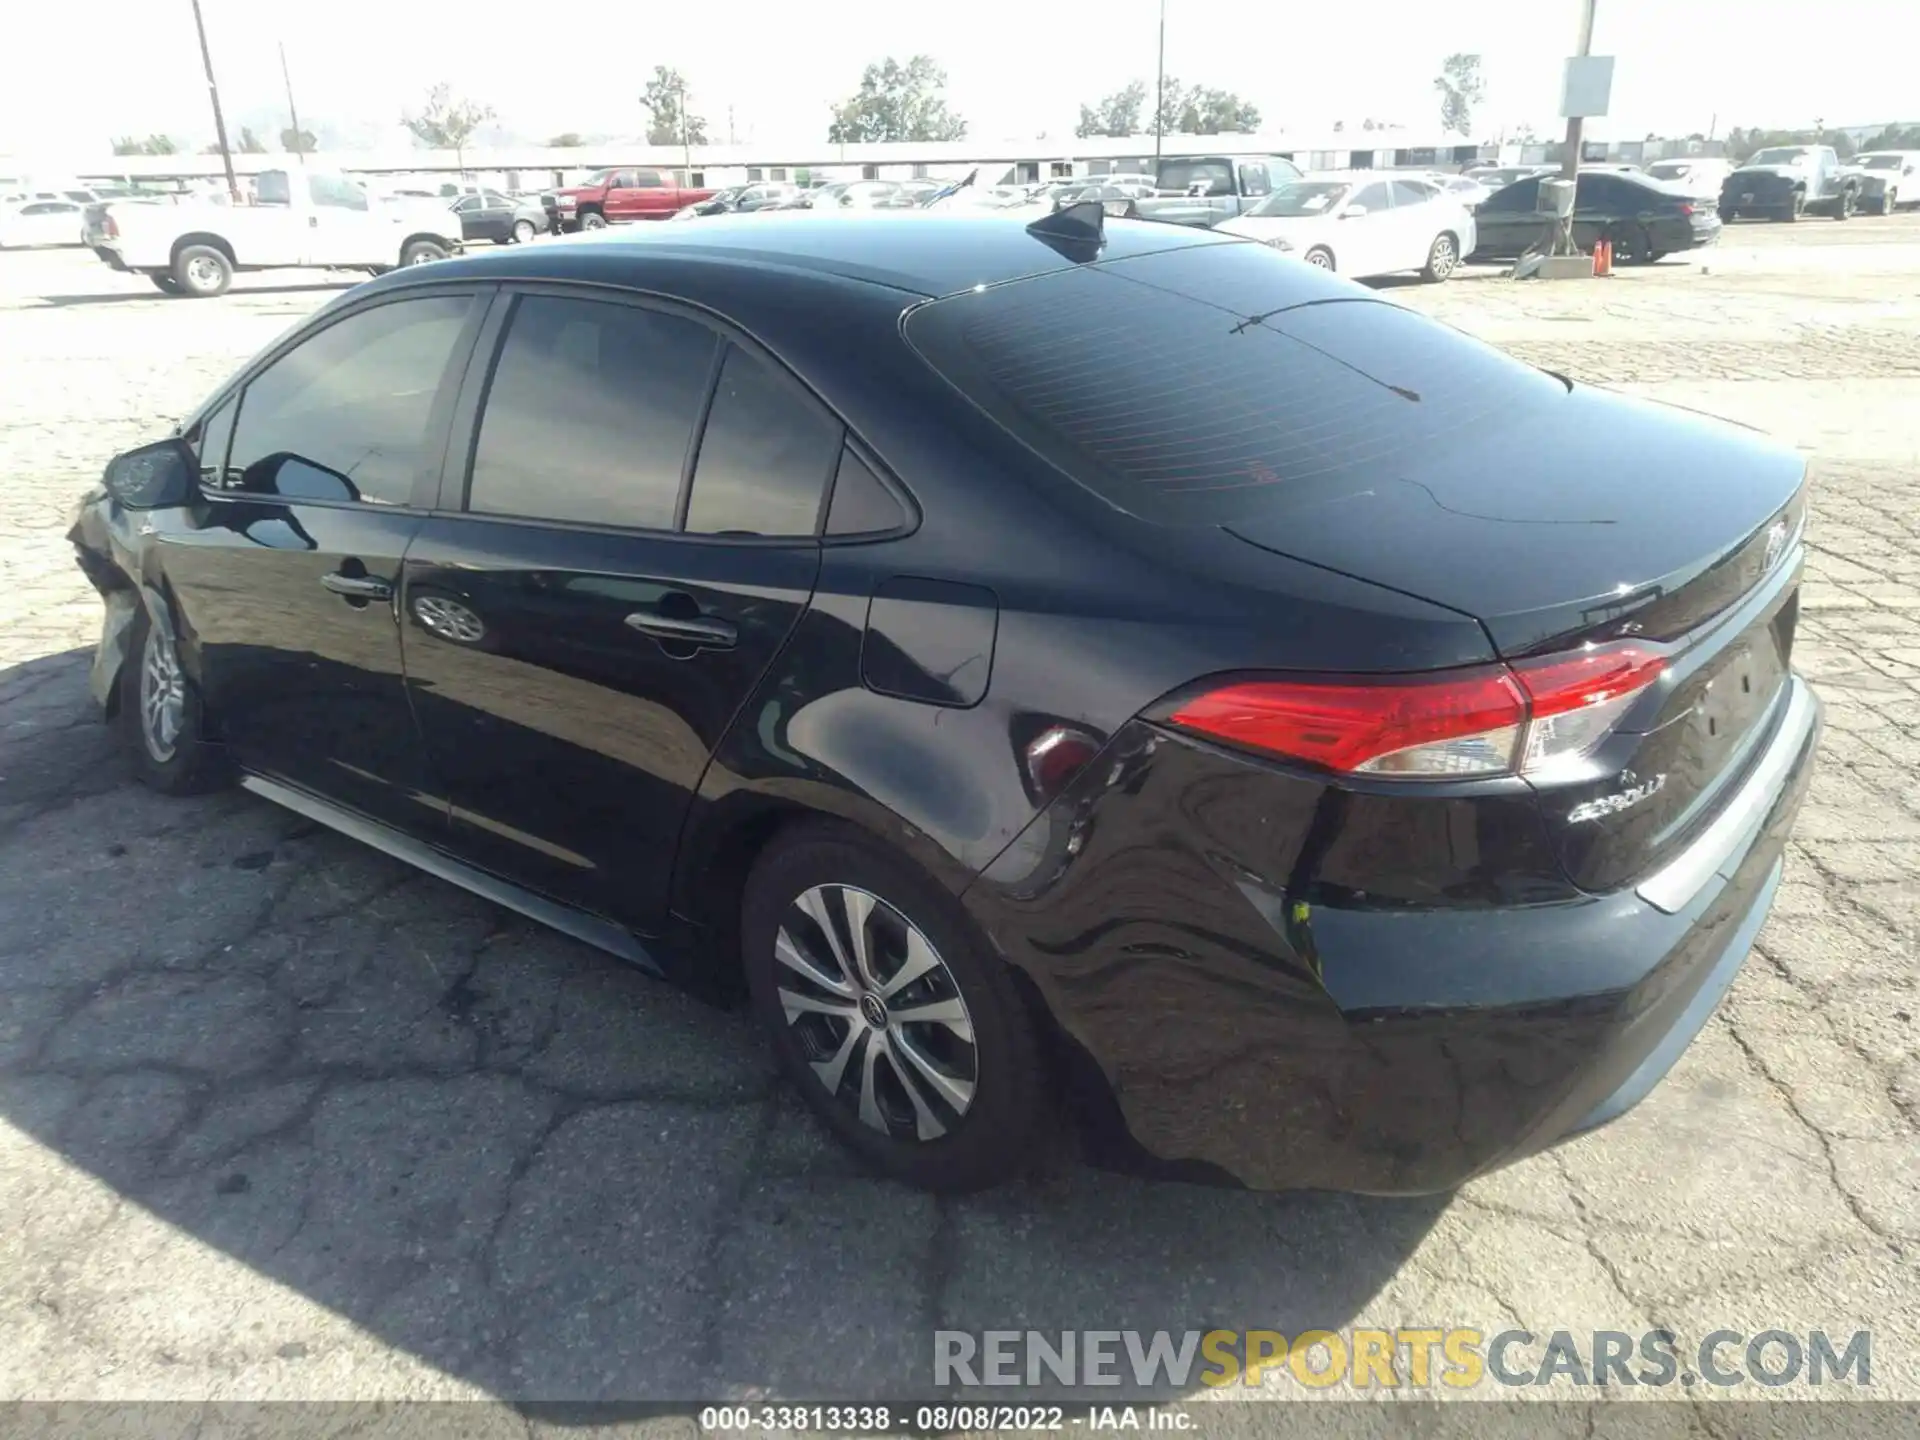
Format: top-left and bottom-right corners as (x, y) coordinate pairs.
(33, 282), (358, 308)
(0, 647), (1447, 1408)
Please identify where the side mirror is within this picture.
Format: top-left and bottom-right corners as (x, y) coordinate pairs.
(104, 438), (197, 509)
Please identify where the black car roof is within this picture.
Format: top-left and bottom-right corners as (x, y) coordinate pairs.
(394, 211), (1242, 300)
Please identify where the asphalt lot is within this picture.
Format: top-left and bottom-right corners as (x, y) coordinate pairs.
(1, 219), (1918, 1431)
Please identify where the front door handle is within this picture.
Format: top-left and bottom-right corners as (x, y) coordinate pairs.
(322, 572), (392, 601)
(624, 610), (737, 651)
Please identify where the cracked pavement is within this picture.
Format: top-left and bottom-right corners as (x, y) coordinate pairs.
(0, 226), (1917, 1427)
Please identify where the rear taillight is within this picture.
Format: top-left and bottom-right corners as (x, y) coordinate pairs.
(1163, 641), (1668, 781)
(1677, 202), (1694, 216)
(103, 213), (119, 238)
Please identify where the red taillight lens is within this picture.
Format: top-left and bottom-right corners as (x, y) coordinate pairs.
(1510, 642), (1669, 775)
(1167, 668), (1526, 778)
(103, 213), (119, 238)
(1164, 641), (1668, 781)
(1677, 202), (1694, 216)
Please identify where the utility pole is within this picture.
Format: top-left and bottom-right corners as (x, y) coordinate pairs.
(1153, 0), (1167, 163)
(189, 0), (239, 202)
(1559, 0), (1597, 183)
(279, 42), (306, 167)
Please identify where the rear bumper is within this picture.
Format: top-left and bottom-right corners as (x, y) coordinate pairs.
(965, 677), (1821, 1195)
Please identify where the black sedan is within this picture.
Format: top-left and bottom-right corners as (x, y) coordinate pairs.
(69, 209), (1818, 1195)
(449, 190), (551, 245)
(1471, 170), (1722, 263)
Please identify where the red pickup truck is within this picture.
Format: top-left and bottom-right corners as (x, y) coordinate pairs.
(549, 167), (717, 231)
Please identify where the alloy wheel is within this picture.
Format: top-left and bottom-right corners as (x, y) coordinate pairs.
(139, 623), (185, 763)
(412, 594), (486, 644)
(773, 884), (978, 1142)
(1305, 249), (1333, 269)
(1428, 234), (1457, 278)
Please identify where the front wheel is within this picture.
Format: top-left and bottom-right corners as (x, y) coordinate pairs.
(1421, 232), (1459, 282)
(401, 239), (449, 266)
(118, 600), (227, 795)
(171, 244), (232, 297)
(1835, 189), (1857, 221)
(579, 211), (608, 231)
(742, 822), (1052, 1192)
(512, 219), (537, 244)
(1303, 246), (1334, 271)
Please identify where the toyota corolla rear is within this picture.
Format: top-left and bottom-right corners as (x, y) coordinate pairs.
(912, 234), (1820, 1193)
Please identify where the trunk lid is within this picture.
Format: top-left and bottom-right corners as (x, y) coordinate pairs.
(1224, 382), (1806, 656)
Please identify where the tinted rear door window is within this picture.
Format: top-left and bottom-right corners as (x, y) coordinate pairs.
(467, 294), (718, 529)
(905, 242), (1567, 526)
(683, 345), (843, 537)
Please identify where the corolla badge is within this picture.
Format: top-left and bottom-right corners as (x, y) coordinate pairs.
(1567, 772), (1668, 824)
(1763, 519), (1789, 572)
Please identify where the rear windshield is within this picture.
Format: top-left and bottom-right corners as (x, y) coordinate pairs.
(904, 241), (1567, 525)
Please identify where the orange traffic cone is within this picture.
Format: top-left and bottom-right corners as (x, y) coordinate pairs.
(1594, 238), (1613, 276)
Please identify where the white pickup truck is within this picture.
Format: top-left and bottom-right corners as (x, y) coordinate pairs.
(85, 169), (464, 297)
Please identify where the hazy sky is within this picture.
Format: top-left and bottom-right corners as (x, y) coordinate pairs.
(5, 0), (1915, 157)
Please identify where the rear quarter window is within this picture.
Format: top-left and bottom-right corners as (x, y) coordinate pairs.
(904, 242), (1567, 526)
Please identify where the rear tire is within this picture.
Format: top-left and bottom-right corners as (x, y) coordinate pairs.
(171, 244), (232, 297)
(1835, 188), (1856, 221)
(742, 821), (1052, 1192)
(401, 239), (448, 266)
(1421, 231), (1459, 282)
(1303, 246), (1334, 271)
(118, 600), (227, 796)
(512, 219), (537, 243)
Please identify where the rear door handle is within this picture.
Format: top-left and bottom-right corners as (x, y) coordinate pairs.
(322, 572), (392, 601)
(624, 610), (737, 651)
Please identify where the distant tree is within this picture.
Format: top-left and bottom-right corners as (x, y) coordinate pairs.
(112, 134), (178, 156)
(828, 56), (967, 143)
(207, 126), (269, 155)
(1434, 53), (1486, 136)
(402, 83), (496, 173)
(546, 131), (585, 148)
(641, 67), (708, 147)
(1178, 87), (1262, 134)
(1076, 80), (1147, 139)
(1860, 122), (1920, 150)
(1145, 78), (1260, 137)
(279, 126), (317, 155)
(1728, 125), (1862, 161)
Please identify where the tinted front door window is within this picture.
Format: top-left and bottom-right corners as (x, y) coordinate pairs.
(467, 295), (718, 529)
(226, 295), (471, 505)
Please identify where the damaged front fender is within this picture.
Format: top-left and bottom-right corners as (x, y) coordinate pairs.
(67, 485), (151, 715)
